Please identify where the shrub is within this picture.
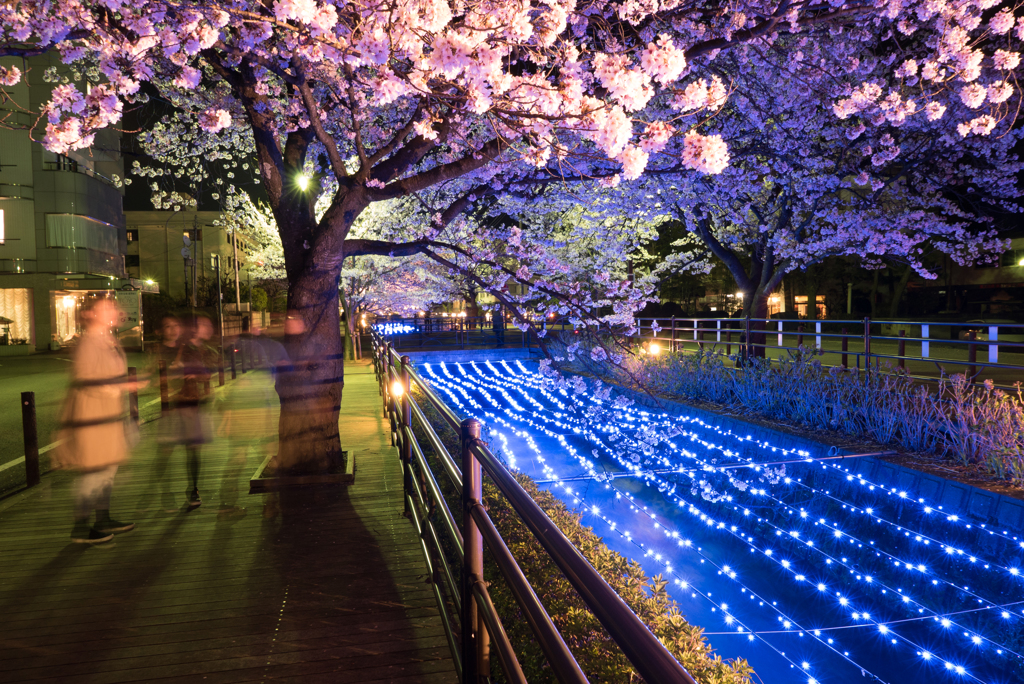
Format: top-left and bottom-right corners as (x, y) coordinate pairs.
(544, 335), (1024, 485)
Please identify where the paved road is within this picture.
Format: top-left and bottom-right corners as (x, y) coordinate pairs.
(0, 351), (164, 478)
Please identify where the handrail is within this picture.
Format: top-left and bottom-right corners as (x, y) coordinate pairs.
(470, 503), (586, 684)
(471, 441), (698, 684)
(373, 331), (698, 684)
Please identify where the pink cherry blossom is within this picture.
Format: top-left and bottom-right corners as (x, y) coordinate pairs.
(990, 9), (1015, 34)
(198, 108), (231, 133)
(681, 131), (729, 174)
(0, 65), (21, 86)
(993, 50), (1021, 70)
(959, 83), (987, 109)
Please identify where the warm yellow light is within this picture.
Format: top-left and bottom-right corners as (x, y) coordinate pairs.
(390, 381), (404, 398)
(649, 342), (661, 356)
(62, 296), (75, 308)
(296, 174), (311, 191)
(1018, 257), (1024, 267)
(459, 311), (467, 317)
(145, 279), (155, 285)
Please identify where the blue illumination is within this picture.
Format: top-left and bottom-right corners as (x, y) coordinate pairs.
(420, 360), (1024, 684)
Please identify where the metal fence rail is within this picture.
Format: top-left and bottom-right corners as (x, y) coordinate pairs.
(371, 330), (697, 684)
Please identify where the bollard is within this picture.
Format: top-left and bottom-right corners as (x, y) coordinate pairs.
(841, 328), (849, 368)
(22, 392), (39, 487)
(158, 360), (169, 412)
(968, 330), (977, 382)
(128, 367), (139, 423)
(241, 344), (247, 374)
(218, 362), (225, 386)
(797, 324), (804, 349)
(670, 316), (677, 353)
(230, 346), (237, 380)
(898, 330), (906, 369)
(400, 356), (413, 517)
(461, 418), (489, 683)
(726, 329), (732, 357)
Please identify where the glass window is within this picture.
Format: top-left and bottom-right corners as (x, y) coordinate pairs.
(45, 214), (119, 255)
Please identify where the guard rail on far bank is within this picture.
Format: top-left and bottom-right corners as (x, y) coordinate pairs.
(635, 316), (1024, 389)
(370, 330), (697, 684)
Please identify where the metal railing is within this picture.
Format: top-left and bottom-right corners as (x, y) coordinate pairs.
(635, 316), (1024, 387)
(371, 330), (696, 684)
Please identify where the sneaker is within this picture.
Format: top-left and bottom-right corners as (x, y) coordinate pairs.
(71, 524), (113, 545)
(95, 518), (135, 534)
(187, 489), (202, 508)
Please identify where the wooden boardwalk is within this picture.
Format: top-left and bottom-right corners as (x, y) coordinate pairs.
(0, 361), (456, 684)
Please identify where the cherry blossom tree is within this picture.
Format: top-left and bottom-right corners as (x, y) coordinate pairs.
(493, 18), (1023, 327)
(2, 0), (1021, 471)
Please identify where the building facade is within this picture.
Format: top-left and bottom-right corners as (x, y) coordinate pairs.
(0, 53), (139, 352)
(123, 209), (255, 308)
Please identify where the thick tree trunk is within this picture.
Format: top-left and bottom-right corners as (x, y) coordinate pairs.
(273, 265), (345, 475)
(869, 270), (880, 319)
(743, 289), (772, 358)
(887, 264), (912, 319)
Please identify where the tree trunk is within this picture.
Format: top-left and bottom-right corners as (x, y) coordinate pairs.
(742, 288), (772, 358)
(273, 265), (345, 475)
(869, 270), (880, 319)
(887, 264), (912, 319)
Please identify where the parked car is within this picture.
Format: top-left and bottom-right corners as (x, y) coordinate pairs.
(956, 320), (1024, 352)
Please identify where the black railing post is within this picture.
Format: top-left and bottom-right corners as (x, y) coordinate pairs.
(21, 392), (39, 487)
(670, 316), (676, 352)
(898, 330), (906, 369)
(158, 360), (169, 412)
(230, 346), (237, 380)
(127, 367), (139, 423)
(968, 330), (977, 382)
(744, 314), (752, 363)
(841, 327), (849, 368)
(726, 329), (732, 356)
(461, 418), (488, 683)
(797, 324), (804, 349)
(401, 356), (413, 517)
(863, 317), (872, 374)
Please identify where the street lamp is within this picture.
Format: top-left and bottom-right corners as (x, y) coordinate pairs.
(296, 174), (311, 191)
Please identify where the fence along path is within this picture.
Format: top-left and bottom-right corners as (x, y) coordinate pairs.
(0, 361), (456, 684)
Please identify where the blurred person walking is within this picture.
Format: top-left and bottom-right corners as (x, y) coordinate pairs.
(150, 314), (184, 510)
(176, 314), (217, 508)
(56, 297), (146, 544)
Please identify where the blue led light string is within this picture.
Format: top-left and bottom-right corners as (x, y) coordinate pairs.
(486, 361), (1024, 571)
(506, 360), (1024, 555)
(421, 362), (1024, 676)
(428, 362), (1023, 605)
(483, 422), (851, 684)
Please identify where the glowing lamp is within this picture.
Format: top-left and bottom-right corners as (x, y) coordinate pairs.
(296, 174), (311, 191)
(390, 381), (404, 398)
(649, 342), (661, 356)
